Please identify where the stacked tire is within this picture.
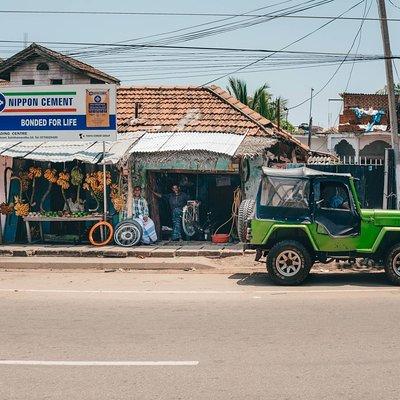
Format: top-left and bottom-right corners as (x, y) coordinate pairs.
(237, 199), (255, 242)
(114, 219), (143, 247)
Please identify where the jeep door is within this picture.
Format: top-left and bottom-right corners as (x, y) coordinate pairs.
(311, 178), (361, 251)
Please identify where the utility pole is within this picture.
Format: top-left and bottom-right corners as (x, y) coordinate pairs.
(276, 97), (281, 131)
(377, 0), (400, 207)
(307, 88), (314, 148)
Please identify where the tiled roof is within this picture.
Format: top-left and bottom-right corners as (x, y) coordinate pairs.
(0, 43), (119, 84)
(338, 92), (398, 133)
(117, 85), (307, 151)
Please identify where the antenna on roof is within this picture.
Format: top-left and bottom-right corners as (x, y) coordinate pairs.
(134, 102), (140, 119)
(23, 33), (28, 49)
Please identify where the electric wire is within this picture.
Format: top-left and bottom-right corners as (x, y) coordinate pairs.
(288, 0), (372, 110)
(65, 0), (335, 58)
(332, 0), (372, 127)
(1, 8), (400, 22)
(201, 0), (364, 86)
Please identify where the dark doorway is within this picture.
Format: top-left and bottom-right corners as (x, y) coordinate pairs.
(146, 171), (240, 240)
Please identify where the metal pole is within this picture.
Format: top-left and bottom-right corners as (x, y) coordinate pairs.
(277, 98), (281, 131)
(377, 0), (400, 207)
(307, 88), (314, 148)
(102, 141), (107, 221)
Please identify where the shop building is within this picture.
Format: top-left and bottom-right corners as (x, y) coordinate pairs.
(0, 44), (319, 244)
(117, 85), (310, 238)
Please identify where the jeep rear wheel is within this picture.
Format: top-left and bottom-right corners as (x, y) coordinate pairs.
(384, 244), (400, 285)
(267, 240), (312, 285)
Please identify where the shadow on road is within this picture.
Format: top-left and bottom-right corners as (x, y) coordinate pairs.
(229, 271), (393, 287)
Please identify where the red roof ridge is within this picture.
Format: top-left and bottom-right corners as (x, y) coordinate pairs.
(207, 84), (272, 126)
(118, 85), (202, 90)
(206, 85), (308, 150)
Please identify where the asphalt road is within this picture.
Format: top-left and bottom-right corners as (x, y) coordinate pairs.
(0, 270), (399, 400)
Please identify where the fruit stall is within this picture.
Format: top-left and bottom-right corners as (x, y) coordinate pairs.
(0, 136), (139, 245)
(3, 164), (125, 245)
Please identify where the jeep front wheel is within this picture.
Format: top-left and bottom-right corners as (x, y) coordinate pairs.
(266, 240), (312, 285)
(384, 244), (400, 285)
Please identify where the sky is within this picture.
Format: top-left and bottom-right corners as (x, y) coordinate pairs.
(0, 0), (399, 128)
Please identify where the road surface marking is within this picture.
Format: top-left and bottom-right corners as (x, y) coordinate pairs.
(0, 360), (199, 366)
(0, 288), (398, 294)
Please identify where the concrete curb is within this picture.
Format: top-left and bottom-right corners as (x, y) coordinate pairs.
(0, 256), (225, 271)
(0, 245), (250, 259)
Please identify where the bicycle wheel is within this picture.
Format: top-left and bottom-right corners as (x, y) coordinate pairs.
(182, 205), (196, 237)
(88, 221), (114, 246)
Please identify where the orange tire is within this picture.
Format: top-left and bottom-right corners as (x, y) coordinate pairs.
(88, 221), (114, 246)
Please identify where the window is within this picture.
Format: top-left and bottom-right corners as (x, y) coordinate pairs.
(315, 181), (351, 210)
(22, 79), (34, 85)
(50, 79), (63, 85)
(260, 177), (309, 208)
(36, 63), (49, 71)
(90, 78), (105, 84)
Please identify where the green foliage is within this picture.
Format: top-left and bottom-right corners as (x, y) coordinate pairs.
(227, 77), (293, 130)
(375, 83), (400, 95)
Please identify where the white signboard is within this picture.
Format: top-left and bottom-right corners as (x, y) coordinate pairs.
(0, 84), (117, 141)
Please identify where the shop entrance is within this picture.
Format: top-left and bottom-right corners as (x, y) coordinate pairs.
(146, 171), (240, 241)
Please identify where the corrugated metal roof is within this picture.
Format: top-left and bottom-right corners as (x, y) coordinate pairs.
(129, 131), (245, 157)
(234, 136), (277, 157)
(0, 132), (143, 164)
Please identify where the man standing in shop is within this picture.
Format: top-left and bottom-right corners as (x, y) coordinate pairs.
(153, 184), (190, 241)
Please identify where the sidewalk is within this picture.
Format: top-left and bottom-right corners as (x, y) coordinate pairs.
(0, 242), (381, 274)
(0, 241), (250, 259)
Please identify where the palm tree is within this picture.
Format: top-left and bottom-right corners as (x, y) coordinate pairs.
(227, 77), (250, 105)
(227, 77), (295, 132)
(375, 83), (400, 95)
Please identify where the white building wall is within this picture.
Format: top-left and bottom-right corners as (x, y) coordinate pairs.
(294, 132), (392, 162)
(293, 135), (329, 153)
(359, 133), (391, 150)
(9, 57), (90, 86)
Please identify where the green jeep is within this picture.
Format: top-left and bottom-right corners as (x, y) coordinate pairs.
(238, 166), (400, 285)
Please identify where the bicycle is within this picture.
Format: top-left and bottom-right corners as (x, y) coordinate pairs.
(182, 200), (213, 241)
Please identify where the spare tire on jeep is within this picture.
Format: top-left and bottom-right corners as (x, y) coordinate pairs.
(237, 199), (255, 242)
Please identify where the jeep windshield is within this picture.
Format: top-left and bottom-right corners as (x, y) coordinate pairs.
(257, 175), (310, 221)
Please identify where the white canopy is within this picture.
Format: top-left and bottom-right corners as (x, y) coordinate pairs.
(0, 132), (144, 164)
(129, 131), (246, 157)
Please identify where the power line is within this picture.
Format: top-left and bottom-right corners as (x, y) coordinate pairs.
(0, 38), (389, 56)
(332, 0), (372, 127)
(388, 0), (400, 10)
(1, 8), (400, 22)
(344, 0), (372, 91)
(201, 0), (365, 86)
(92, 0), (335, 53)
(289, 0), (372, 110)
(42, 1), (304, 55)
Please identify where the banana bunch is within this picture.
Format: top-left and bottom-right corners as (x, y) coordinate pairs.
(110, 184), (125, 212)
(14, 196), (29, 217)
(0, 202), (14, 215)
(44, 168), (58, 183)
(111, 197), (125, 212)
(57, 171), (70, 190)
(83, 171), (112, 195)
(28, 166), (42, 179)
(71, 166), (84, 186)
